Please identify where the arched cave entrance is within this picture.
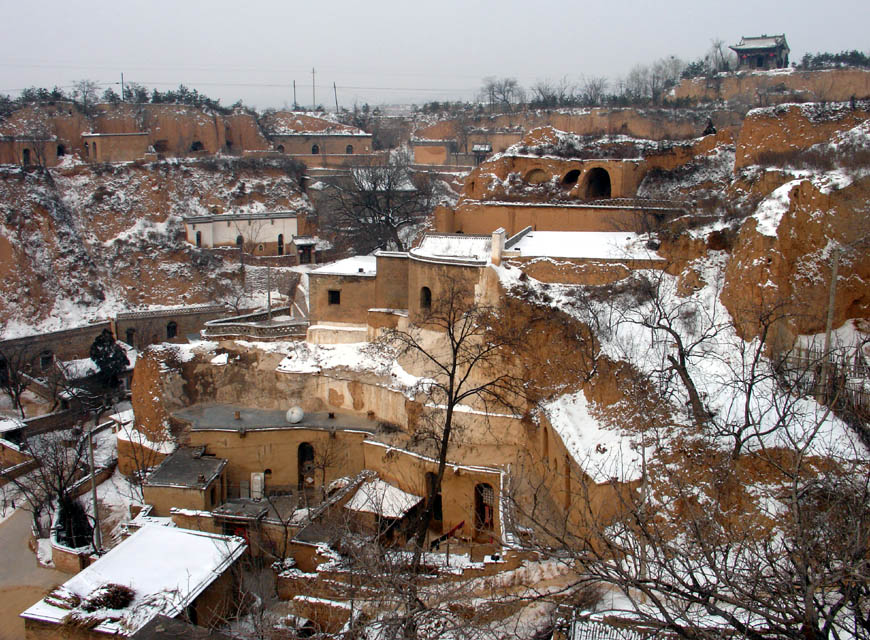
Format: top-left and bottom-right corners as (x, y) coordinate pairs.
(311, 144), (319, 154)
(420, 286), (432, 310)
(584, 167), (611, 199)
(22, 148), (31, 165)
(562, 169), (581, 188)
(524, 168), (549, 185)
(345, 144), (353, 154)
(277, 234), (284, 256)
(57, 144), (66, 157)
(190, 140), (204, 152)
(276, 144), (284, 153)
(166, 321), (178, 340)
(125, 328), (135, 346)
(298, 442), (315, 489)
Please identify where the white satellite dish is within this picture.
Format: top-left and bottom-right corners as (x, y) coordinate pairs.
(286, 406), (304, 424)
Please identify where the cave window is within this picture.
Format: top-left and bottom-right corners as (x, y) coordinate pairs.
(277, 234), (284, 256)
(328, 290), (341, 305)
(56, 144), (66, 157)
(190, 140), (204, 152)
(154, 139), (169, 153)
(420, 286), (432, 309)
(39, 350), (54, 370)
(276, 144), (284, 153)
(562, 169), (581, 187)
(166, 321), (178, 340)
(298, 443), (315, 489)
(22, 148), (31, 165)
(311, 144), (319, 154)
(345, 144), (353, 154)
(236, 235), (243, 247)
(474, 483), (494, 534)
(584, 167), (611, 199)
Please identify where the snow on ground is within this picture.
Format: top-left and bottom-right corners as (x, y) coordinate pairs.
(510, 231), (663, 261)
(752, 179), (798, 237)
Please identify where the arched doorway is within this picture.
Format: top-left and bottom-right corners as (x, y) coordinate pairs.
(57, 144), (66, 158)
(195, 231), (202, 248)
(236, 235), (243, 248)
(584, 167), (611, 199)
(345, 144), (353, 154)
(474, 483), (494, 538)
(276, 144), (284, 153)
(190, 140), (204, 152)
(277, 234), (284, 256)
(125, 328), (135, 346)
(420, 286), (432, 310)
(298, 442), (315, 489)
(22, 148), (31, 165)
(311, 144), (319, 154)
(166, 321), (178, 340)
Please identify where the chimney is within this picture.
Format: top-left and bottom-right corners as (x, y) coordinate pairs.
(490, 227), (505, 266)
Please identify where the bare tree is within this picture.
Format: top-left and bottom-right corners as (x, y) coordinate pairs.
(323, 150), (440, 253)
(481, 77), (524, 113)
(71, 79), (100, 118)
(579, 75), (609, 107)
(0, 345), (34, 418)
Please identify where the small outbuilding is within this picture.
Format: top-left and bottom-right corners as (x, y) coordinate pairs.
(731, 34), (790, 70)
(143, 446), (227, 516)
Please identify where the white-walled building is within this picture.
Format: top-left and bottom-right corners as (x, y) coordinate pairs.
(184, 211), (300, 256)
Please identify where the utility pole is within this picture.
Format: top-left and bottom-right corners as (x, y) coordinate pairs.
(120, 73), (125, 101)
(311, 68), (316, 109)
(88, 410), (103, 553)
(292, 80), (297, 110)
(333, 82), (339, 113)
(819, 245), (841, 401)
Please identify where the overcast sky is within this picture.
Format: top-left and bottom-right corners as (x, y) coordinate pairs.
(1, 0), (867, 110)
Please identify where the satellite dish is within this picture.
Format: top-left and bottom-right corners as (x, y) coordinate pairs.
(286, 406), (304, 424)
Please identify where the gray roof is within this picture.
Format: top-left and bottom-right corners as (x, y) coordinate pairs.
(145, 446), (226, 489)
(731, 34), (789, 52)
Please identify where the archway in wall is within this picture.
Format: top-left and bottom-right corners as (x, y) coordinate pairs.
(57, 144), (66, 157)
(166, 321), (178, 340)
(311, 144), (319, 154)
(236, 235), (243, 247)
(276, 145), (284, 153)
(277, 234), (284, 256)
(298, 442), (315, 489)
(190, 140), (204, 152)
(584, 167), (611, 199)
(562, 169), (581, 188)
(125, 328), (135, 346)
(195, 231), (202, 248)
(474, 483), (494, 539)
(345, 144), (353, 154)
(524, 168), (549, 185)
(22, 148), (31, 165)
(420, 286), (432, 310)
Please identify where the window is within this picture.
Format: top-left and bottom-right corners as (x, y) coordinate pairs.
(276, 144), (284, 153)
(420, 286), (432, 309)
(236, 235), (243, 247)
(277, 234), (284, 256)
(195, 231), (202, 247)
(311, 144), (319, 154)
(190, 140), (204, 152)
(56, 144), (66, 157)
(328, 290), (341, 305)
(39, 350), (54, 370)
(22, 148), (31, 165)
(166, 321), (178, 340)
(345, 144), (353, 154)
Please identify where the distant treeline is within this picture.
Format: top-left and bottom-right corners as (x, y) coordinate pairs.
(797, 50), (870, 70)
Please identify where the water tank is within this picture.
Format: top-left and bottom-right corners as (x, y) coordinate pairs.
(286, 406), (304, 424)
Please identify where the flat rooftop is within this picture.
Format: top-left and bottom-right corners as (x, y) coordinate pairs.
(509, 231), (663, 260)
(172, 403), (378, 433)
(145, 446), (226, 489)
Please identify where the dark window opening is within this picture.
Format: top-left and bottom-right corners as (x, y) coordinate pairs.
(420, 286), (432, 309)
(328, 289), (340, 305)
(190, 140), (204, 152)
(277, 234), (284, 256)
(311, 144), (319, 154)
(562, 169), (581, 187)
(92, 142), (97, 156)
(276, 144), (284, 153)
(39, 350), (54, 370)
(345, 144), (353, 154)
(298, 442), (315, 490)
(22, 148), (31, 165)
(56, 144), (66, 157)
(584, 167), (611, 199)
(125, 328), (135, 346)
(474, 483), (494, 535)
(154, 139), (169, 153)
(166, 321), (178, 340)
(236, 235), (243, 247)
(195, 230), (202, 248)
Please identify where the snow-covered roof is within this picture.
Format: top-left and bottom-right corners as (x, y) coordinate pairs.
(345, 478), (423, 518)
(145, 446), (226, 489)
(410, 233), (491, 265)
(20, 524), (246, 635)
(731, 35), (789, 51)
(0, 417), (25, 433)
(509, 231), (663, 260)
(310, 256), (377, 277)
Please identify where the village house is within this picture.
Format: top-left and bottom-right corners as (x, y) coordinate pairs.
(183, 211), (303, 257)
(81, 132), (151, 163)
(21, 525), (247, 638)
(730, 34), (790, 70)
(260, 111), (374, 168)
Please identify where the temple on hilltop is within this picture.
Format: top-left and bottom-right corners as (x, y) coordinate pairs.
(731, 34), (790, 70)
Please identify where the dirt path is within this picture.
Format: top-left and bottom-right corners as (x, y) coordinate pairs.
(0, 509), (67, 640)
